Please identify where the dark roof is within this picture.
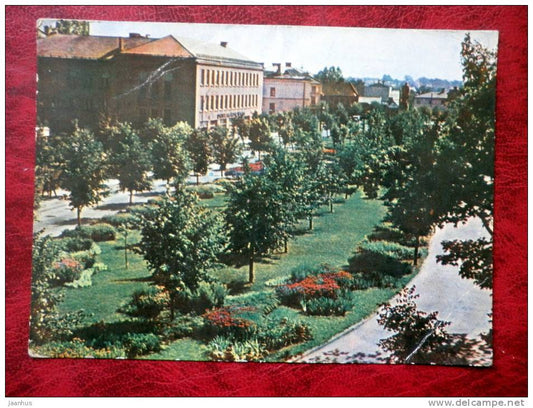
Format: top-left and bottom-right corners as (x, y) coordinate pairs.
(37, 34), (152, 59)
(321, 81), (358, 97)
(37, 34), (262, 68)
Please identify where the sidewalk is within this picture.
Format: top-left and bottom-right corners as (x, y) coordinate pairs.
(296, 218), (492, 364)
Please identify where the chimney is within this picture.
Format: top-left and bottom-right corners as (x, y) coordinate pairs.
(273, 63), (281, 75)
(285, 62), (292, 68)
(220, 41), (228, 48)
(118, 37), (124, 51)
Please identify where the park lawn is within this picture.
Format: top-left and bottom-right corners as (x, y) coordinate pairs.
(212, 190), (387, 290)
(56, 190), (420, 362)
(57, 230), (152, 324)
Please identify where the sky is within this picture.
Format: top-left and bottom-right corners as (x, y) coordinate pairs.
(83, 20), (499, 82)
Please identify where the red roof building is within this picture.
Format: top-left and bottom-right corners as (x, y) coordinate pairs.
(37, 33), (264, 132)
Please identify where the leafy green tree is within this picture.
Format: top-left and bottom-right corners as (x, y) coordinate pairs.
(437, 239), (492, 290)
(433, 34), (496, 289)
(377, 285), (491, 365)
(59, 125), (107, 226)
(231, 116), (250, 142)
(108, 122), (152, 204)
(39, 19), (90, 36)
(248, 117), (272, 161)
(315, 66), (344, 82)
(30, 234), (86, 345)
(137, 190), (226, 320)
(35, 130), (66, 198)
(263, 148), (307, 252)
(226, 174), (287, 283)
(185, 129), (212, 185)
(209, 126), (242, 177)
(151, 121), (192, 192)
(378, 286), (453, 364)
(313, 160), (345, 213)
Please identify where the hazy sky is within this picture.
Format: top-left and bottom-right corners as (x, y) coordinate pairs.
(87, 20), (498, 81)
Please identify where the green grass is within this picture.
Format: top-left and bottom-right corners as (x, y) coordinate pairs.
(213, 191), (386, 289)
(54, 190), (423, 362)
(57, 230), (151, 324)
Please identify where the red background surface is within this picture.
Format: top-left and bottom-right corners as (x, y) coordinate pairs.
(5, 6), (527, 397)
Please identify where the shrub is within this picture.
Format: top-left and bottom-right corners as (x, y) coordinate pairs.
(348, 248), (412, 279)
(87, 223), (117, 241)
(173, 281), (227, 315)
(303, 296), (352, 316)
(56, 237), (94, 252)
(257, 318), (312, 350)
(120, 286), (169, 320)
(60, 224), (116, 242)
(202, 306), (256, 340)
(50, 258), (83, 286)
(357, 240), (413, 260)
(31, 338), (126, 359)
(206, 337), (267, 362)
(289, 264), (326, 283)
(100, 212), (138, 228)
(276, 274), (340, 307)
(122, 333), (161, 357)
(162, 315), (204, 340)
(69, 244), (101, 269)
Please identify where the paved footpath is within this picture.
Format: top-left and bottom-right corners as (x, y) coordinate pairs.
(296, 218), (492, 363)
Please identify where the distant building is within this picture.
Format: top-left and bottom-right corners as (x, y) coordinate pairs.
(414, 89), (450, 109)
(262, 63), (322, 114)
(37, 33), (264, 132)
(320, 81), (358, 108)
(363, 81), (400, 105)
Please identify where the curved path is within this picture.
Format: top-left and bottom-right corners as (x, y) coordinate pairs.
(296, 217), (492, 364)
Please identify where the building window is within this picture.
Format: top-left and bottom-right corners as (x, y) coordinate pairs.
(164, 109), (172, 126)
(201, 69), (205, 86)
(164, 81), (172, 100)
(270, 87), (276, 97)
(311, 96), (316, 105)
(269, 103), (275, 114)
(312, 86), (317, 93)
(151, 108), (159, 118)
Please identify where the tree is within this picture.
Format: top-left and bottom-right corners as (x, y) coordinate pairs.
(151, 121), (192, 192)
(226, 174), (287, 283)
(231, 116), (250, 142)
(108, 122), (152, 204)
(38, 19), (90, 37)
(378, 286), (454, 364)
(248, 117), (272, 160)
(30, 234), (86, 345)
(263, 148), (307, 252)
(59, 125), (107, 226)
(185, 129), (212, 185)
(137, 190), (226, 320)
(315, 66), (344, 82)
(35, 130), (66, 198)
(433, 34), (496, 289)
(209, 126), (242, 177)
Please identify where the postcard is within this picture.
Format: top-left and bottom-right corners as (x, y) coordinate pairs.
(30, 19), (497, 365)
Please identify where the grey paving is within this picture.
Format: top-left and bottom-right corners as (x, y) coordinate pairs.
(296, 218), (492, 364)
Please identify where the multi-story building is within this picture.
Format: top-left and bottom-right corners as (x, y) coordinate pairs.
(37, 33), (264, 132)
(262, 63), (322, 114)
(363, 81), (400, 105)
(413, 89), (449, 109)
(320, 81), (359, 108)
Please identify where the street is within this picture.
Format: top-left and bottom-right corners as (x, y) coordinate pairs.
(296, 217), (492, 364)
